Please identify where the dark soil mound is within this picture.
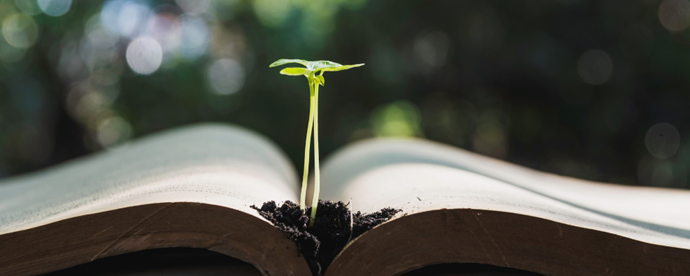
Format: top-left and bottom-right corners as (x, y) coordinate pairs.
(251, 200), (401, 276)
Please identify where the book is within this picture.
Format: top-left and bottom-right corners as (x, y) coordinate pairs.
(1, 123), (689, 276)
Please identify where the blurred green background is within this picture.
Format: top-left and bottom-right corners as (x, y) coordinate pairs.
(1, 0), (689, 189)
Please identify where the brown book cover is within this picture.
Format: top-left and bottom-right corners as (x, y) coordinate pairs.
(1, 124), (689, 275)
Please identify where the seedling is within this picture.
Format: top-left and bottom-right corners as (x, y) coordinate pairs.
(270, 59), (364, 226)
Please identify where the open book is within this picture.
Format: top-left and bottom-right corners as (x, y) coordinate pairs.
(1, 123), (689, 275)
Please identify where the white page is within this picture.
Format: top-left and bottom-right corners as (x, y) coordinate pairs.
(321, 138), (690, 249)
(0, 124), (298, 235)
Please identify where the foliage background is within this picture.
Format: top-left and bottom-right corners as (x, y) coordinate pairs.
(1, 0), (689, 189)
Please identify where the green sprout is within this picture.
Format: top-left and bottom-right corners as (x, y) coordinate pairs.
(270, 59), (364, 226)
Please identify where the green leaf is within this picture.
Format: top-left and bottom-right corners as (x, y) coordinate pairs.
(269, 59), (308, 67)
(280, 67), (311, 76)
(270, 59), (363, 79)
(306, 60), (343, 70)
(318, 63), (365, 73)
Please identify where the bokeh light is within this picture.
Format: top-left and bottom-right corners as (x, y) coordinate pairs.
(413, 31), (452, 72)
(577, 49), (613, 85)
(371, 101), (422, 138)
(473, 110), (508, 159)
(638, 157), (687, 188)
(14, 0), (41, 15)
(179, 15), (210, 59)
(645, 123), (681, 159)
(85, 14), (120, 51)
(126, 36), (163, 75)
(65, 80), (119, 124)
(81, 14), (121, 75)
(252, 0), (291, 28)
(101, 0), (151, 38)
(37, 0), (72, 17)
(2, 14), (39, 48)
(145, 5), (182, 53)
(210, 24), (247, 60)
(96, 116), (132, 148)
(658, 0), (690, 32)
(300, 2), (338, 47)
(69, 89), (106, 122)
(57, 40), (86, 80)
(207, 58), (245, 95)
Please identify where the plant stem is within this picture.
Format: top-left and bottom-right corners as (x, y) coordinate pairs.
(309, 80), (320, 227)
(300, 80), (315, 210)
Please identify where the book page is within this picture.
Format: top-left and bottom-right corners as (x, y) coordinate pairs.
(321, 138), (690, 249)
(0, 124), (298, 235)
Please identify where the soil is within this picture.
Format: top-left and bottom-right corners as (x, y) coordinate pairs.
(251, 200), (401, 276)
